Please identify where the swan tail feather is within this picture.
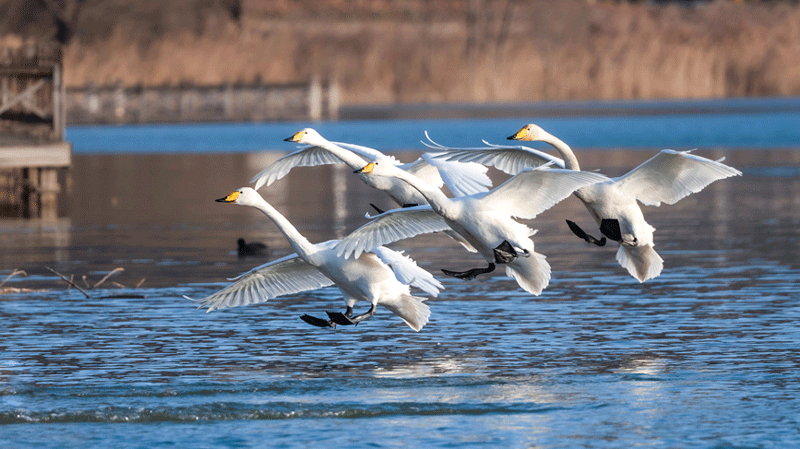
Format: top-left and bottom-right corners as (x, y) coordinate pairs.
(381, 295), (431, 332)
(504, 252), (551, 295)
(616, 245), (663, 282)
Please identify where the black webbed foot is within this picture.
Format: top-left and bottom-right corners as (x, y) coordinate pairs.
(300, 314), (336, 328)
(493, 240), (518, 263)
(599, 219), (622, 242)
(566, 220), (606, 246)
(441, 263), (496, 280)
(326, 305), (376, 326)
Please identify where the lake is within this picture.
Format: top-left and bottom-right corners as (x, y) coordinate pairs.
(1, 103), (799, 447)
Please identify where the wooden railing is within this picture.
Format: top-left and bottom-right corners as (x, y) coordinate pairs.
(0, 40), (65, 143)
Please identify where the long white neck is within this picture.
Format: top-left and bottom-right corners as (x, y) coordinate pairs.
(249, 195), (316, 259)
(541, 133), (580, 171)
(388, 168), (455, 217)
(312, 138), (370, 170)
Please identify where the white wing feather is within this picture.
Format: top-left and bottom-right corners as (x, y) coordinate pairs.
(336, 205), (451, 259)
(480, 166), (610, 220)
(197, 253), (334, 312)
(423, 132), (565, 175)
(371, 246), (443, 297)
(616, 149), (742, 207)
(400, 157), (445, 188)
(420, 153), (492, 196)
(250, 145), (365, 189)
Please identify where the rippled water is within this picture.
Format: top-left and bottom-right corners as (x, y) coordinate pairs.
(1, 125), (800, 447)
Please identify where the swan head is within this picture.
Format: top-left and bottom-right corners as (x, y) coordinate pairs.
(508, 124), (550, 142)
(284, 128), (326, 146)
(215, 187), (263, 207)
(354, 160), (396, 177)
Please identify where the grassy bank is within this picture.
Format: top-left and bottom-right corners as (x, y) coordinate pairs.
(40, 1), (800, 105)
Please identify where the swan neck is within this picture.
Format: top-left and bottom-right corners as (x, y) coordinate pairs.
(543, 134), (580, 171)
(314, 139), (366, 170)
(394, 170), (452, 214)
(251, 196), (314, 257)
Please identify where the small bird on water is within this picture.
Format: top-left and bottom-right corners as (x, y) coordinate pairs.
(237, 238), (268, 258)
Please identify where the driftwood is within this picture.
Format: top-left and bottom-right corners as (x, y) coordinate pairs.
(4, 266), (147, 298)
(45, 266), (90, 298)
(0, 269), (27, 288)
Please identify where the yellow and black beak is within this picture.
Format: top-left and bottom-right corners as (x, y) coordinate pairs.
(355, 162), (376, 174)
(215, 191), (240, 203)
(507, 127), (530, 141)
(284, 131), (304, 142)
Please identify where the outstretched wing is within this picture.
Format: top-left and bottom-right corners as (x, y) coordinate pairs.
(480, 166), (610, 220)
(371, 246), (443, 297)
(251, 145), (367, 189)
(400, 157), (445, 188)
(423, 132), (565, 175)
(335, 205), (451, 259)
(616, 149), (742, 207)
(419, 153), (493, 196)
(195, 254), (334, 312)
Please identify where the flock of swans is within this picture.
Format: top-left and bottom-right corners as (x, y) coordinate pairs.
(195, 125), (742, 331)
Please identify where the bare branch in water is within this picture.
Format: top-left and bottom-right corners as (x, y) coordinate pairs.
(135, 278), (146, 288)
(94, 268), (125, 288)
(0, 269), (27, 289)
(46, 266), (91, 298)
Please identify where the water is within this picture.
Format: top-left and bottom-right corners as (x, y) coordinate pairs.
(66, 97), (800, 153)
(3, 103), (800, 447)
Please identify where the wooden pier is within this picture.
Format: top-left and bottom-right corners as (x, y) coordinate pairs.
(0, 40), (71, 219)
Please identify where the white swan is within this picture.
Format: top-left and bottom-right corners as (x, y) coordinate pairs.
(335, 161), (608, 295)
(196, 187), (442, 331)
(251, 128), (493, 210)
(429, 124), (742, 282)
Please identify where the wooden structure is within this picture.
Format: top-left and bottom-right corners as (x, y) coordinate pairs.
(0, 40), (71, 219)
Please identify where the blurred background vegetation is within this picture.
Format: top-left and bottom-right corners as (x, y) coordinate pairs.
(2, 0), (799, 106)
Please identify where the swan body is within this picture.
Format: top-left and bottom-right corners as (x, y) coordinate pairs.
(335, 161), (608, 295)
(197, 187), (442, 331)
(429, 124), (742, 282)
(251, 128), (493, 206)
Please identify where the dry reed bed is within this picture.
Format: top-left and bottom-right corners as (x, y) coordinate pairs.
(62, 0), (800, 105)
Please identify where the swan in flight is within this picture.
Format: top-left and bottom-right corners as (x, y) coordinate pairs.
(335, 161), (608, 295)
(196, 187), (442, 331)
(251, 128), (493, 212)
(428, 124), (742, 282)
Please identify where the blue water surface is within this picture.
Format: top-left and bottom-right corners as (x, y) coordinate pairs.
(66, 98), (800, 153)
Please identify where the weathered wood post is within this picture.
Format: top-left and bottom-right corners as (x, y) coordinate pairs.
(327, 76), (339, 121)
(308, 74), (322, 121)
